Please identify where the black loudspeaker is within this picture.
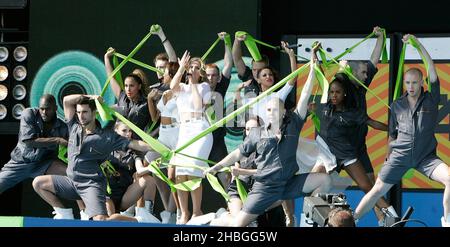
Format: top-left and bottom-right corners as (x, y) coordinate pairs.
(0, 0), (27, 9)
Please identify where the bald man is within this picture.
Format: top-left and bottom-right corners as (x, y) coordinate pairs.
(0, 94), (68, 194)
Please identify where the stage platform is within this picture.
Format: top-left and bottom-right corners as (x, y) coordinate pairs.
(0, 216), (179, 227)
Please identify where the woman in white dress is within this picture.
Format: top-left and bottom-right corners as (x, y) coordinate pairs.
(170, 51), (213, 224)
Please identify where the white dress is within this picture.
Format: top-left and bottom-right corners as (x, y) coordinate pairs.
(172, 82), (213, 178)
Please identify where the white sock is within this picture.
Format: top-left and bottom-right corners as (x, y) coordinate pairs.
(144, 200), (154, 214)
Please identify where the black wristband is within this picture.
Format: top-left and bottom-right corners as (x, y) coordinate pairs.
(162, 37), (168, 43)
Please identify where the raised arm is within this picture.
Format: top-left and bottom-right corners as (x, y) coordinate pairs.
(219, 32), (233, 79)
(63, 94), (101, 121)
(152, 25), (177, 62)
(403, 34), (437, 83)
(104, 47), (121, 99)
(147, 89), (160, 122)
(370, 26), (384, 67)
(281, 41), (298, 86)
(170, 50), (190, 92)
(232, 33), (247, 77)
(297, 47), (319, 119)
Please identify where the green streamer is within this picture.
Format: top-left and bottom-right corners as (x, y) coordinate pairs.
(114, 52), (164, 75)
(58, 145), (68, 164)
(394, 43), (407, 100)
(207, 173), (230, 202)
(320, 48), (390, 109)
(235, 31), (262, 61)
(112, 55), (124, 90)
(201, 37), (221, 61)
(175, 62), (311, 154)
(101, 31), (153, 96)
(235, 178), (248, 202)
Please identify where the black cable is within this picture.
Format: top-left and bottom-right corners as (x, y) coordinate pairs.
(389, 219), (428, 227)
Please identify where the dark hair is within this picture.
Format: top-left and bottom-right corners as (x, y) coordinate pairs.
(125, 72), (148, 96)
(166, 61), (180, 78)
(329, 73), (356, 109)
(256, 66), (279, 84)
(327, 208), (356, 227)
(76, 96), (96, 112)
(153, 52), (169, 64)
(40, 94), (57, 107)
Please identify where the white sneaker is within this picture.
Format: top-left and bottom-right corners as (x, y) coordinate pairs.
(441, 216), (450, 227)
(79, 210), (90, 221)
(135, 207), (161, 223)
(247, 220), (258, 227)
(186, 213), (216, 225)
(52, 208), (74, 220)
(120, 210), (134, 218)
(215, 208), (228, 219)
(160, 210), (172, 224)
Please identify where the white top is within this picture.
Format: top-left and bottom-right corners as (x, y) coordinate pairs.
(176, 82), (211, 114)
(157, 96), (178, 119)
(245, 82), (294, 125)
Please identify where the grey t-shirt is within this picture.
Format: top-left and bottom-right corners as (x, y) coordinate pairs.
(388, 79), (441, 162)
(66, 116), (130, 182)
(239, 108), (306, 184)
(10, 108), (68, 163)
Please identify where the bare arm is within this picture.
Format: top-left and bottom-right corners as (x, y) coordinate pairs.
(231, 166), (257, 176)
(135, 157), (150, 176)
(104, 48), (121, 99)
(370, 26), (384, 67)
(297, 48), (318, 119)
(232, 34), (247, 77)
(190, 83), (203, 112)
(128, 140), (151, 153)
(403, 34), (437, 82)
(170, 50), (190, 92)
(152, 25), (177, 62)
(219, 32), (233, 79)
(281, 41), (298, 86)
(367, 118), (388, 131)
(63, 94), (102, 121)
(204, 149), (244, 175)
(147, 89), (160, 122)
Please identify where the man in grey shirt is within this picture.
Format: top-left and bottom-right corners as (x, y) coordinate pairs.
(32, 94), (153, 221)
(0, 94), (68, 195)
(354, 35), (450, 227)
(205, 54), (332, 227)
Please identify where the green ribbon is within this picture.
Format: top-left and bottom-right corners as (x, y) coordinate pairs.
(201, 37), (221, 61)
(394, 43), (407, 100)
(408, 37), (431, 90)
(173, 178), (202, 192)
(113, 52), (164, 75)
(381, 29), (388, 63)
(235, 178), (248, 202)
(224, 33), (232, 50)
(235, 31), (262, 61)
(207, 173), (230, 202)
(112, 55), (124, 90)
(175, 62), (311, 154)
(58, 145), (68, 164)
(100, 31), (153, 96)
(320, 48), (390, 109)
(334, 32), (377, 61)
(310, 111), (321, 132)
(97, 103), (172, 160)
(95, 99), (113, 122)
